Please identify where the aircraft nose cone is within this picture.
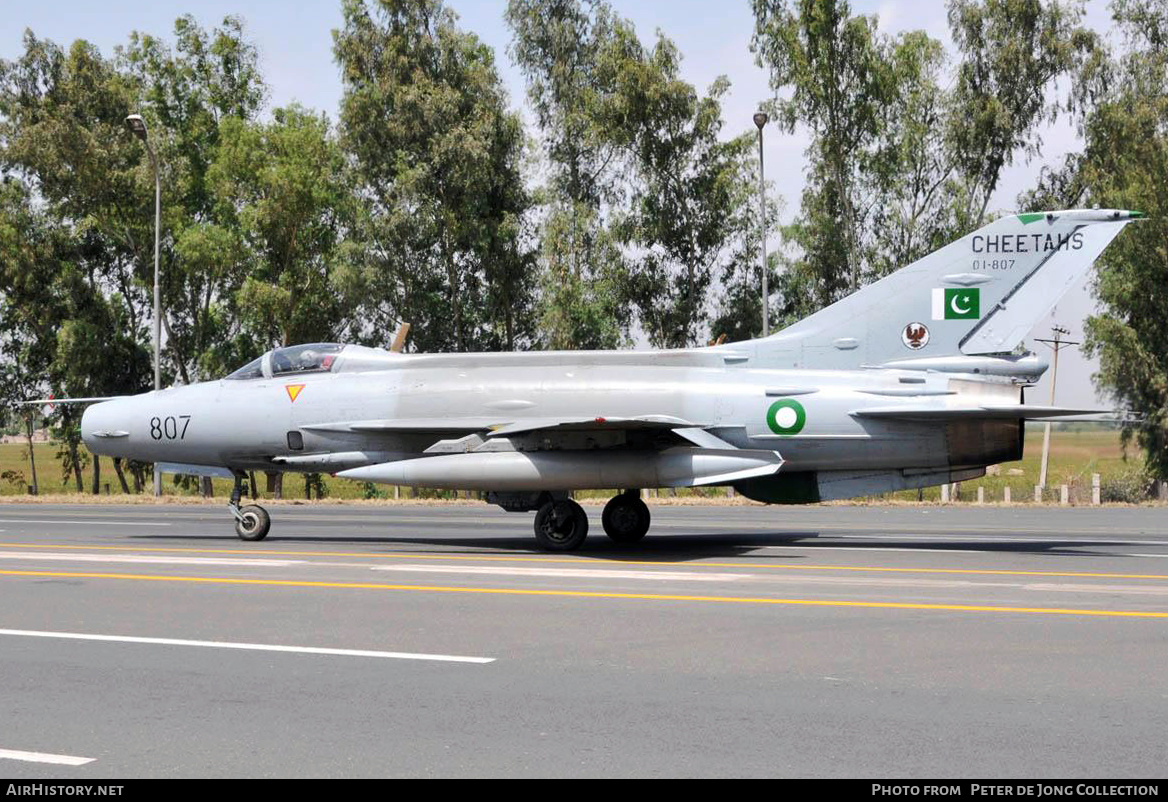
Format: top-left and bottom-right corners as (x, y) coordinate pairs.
(81, 400), (133, 456)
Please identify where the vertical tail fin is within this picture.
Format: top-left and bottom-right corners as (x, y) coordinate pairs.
(750, 209), (1139, 370)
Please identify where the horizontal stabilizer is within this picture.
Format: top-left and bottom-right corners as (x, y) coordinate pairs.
(851, 404), (1106, 421)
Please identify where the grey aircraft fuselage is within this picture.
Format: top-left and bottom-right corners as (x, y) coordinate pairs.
(77, 208), (1140, 547)
(82, 346), (1029, 503)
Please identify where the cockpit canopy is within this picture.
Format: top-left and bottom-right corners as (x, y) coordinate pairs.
(226, 343), (345, 380)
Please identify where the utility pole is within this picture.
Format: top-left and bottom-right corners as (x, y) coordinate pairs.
(1035, 325), (1079, 489)
(24, 411), (38, 496)
(125, 114), (163, 497)
(753, 112), (769, 338)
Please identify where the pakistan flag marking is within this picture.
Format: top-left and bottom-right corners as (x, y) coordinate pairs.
(766, 398), (806, 436)
(931, 287), (980, 320)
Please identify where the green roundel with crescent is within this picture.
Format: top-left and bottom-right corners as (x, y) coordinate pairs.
(765, 398), (807, 436)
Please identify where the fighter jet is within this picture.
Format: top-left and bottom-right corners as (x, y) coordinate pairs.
(76, 208), (1138, 550)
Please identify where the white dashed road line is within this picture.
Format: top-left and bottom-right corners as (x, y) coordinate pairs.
(0, 519), (168, 527)
(0, 748), (95, 766)
(368, 563), (748, 582)
(0, 551), (303, 567)
(0, 628), (495, 664)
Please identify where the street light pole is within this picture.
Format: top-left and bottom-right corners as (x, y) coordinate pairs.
(753, 112), (769, 338)
(1035, 325), (1079, 490)
(125, 114), (162, 497)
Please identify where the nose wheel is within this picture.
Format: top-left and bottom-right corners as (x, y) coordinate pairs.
(229, 471), (271, 541)
(234, 505), (271, 541)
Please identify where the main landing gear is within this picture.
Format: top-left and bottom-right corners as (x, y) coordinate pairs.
(229, 471), (271, 541)
(527, 490), (652, 551)
(601, 490), (651, 544)
(533, 497), (589, 551)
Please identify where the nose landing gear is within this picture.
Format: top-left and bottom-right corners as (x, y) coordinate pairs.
(229, 471), (271, 541)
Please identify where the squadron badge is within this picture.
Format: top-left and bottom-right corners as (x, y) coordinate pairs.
(902, 322), (930, 350)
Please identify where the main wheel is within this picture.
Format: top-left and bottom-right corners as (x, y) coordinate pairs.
(601, 493), (651, 543)
(235, 504), (271, 541)
(533, 499), (589, 551)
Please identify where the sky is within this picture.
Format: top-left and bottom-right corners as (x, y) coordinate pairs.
(1, 0), (1122, 407)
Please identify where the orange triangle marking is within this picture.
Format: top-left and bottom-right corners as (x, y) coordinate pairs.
(285, 384), (305, 402)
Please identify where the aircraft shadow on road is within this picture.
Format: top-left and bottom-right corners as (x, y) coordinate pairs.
(127, 530), (1134, 562)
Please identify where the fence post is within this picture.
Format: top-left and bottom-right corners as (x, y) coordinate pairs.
(1092, 474), (1101, 506)
(1004, 486), (1011, 504)
(977, 486), (984, 504)
(1060, 485), (1069, 505)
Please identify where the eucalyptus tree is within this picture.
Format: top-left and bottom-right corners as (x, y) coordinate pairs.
(509, 0), (755, 348)
(1035, 0), (1168, 482)
(599, 36), (755, 348)
(0, 16), (268, 490)
(947, 0), (1096, 229)
(750, 0), (1092, 321)
(121, 14), (269, 381)
(208, 106), (361, 353)
(335, 0), (534, 353)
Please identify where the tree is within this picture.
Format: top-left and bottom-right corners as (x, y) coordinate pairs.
(864, 30), (957, 278)
(335, 0), (535, 353)
(600, 35), (755, 348)
(121, 14), (269, 380)
(510, 0), (755, 348)
(947, 0), (1096, 229)
(0, 177), (64, 495)
(0, 176), (149, 494)
(208, 106), (361, 352)
(751, 0), (1091, 323)
(535, 202), (628, 349)
(0, 32), (153, 375)
(0, 15), (270, 390)
(1038, 0), (1168, 482)
(0, 16), (268, 491)
(751, 0), (893, 293)
(507, 0), (631, 349)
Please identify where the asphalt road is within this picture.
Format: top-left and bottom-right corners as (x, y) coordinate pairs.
(0, 501), (1165, 778)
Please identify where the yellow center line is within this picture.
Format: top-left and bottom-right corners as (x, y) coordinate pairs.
(1, 541), (1167, 581)
(1, 568), (1166, 618)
